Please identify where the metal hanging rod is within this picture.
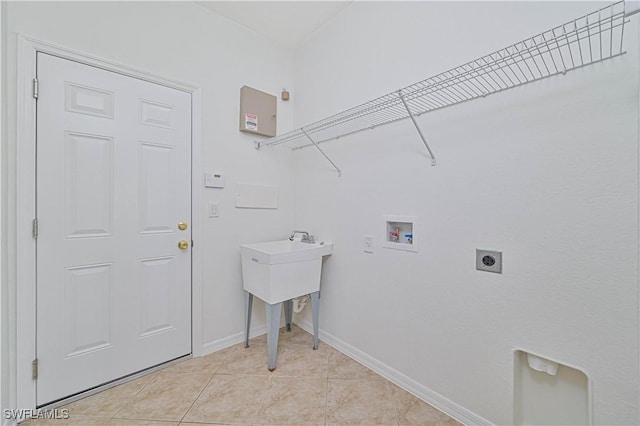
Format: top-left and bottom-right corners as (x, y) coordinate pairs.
(255, 1), (629, 175)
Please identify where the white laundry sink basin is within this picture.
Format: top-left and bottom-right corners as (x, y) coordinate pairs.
(241, 240), (333, 264)
(240, 240), (333, 304)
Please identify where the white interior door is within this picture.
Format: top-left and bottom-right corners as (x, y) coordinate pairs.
(36, 52), (192, 405)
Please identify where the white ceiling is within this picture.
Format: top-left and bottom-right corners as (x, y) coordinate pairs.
(195, 1), (352, 48)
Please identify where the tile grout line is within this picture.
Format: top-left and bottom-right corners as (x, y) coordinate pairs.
(385, 379), (401, 426)
(110, 371), (161, 420)
(250, 328), (303, 425)
(178, 369), (219, 424)
(324, 376), (329, 426)
(178, 334), (264, 426)
(250, 371), (274, 426)
(325, 347), (331, 426)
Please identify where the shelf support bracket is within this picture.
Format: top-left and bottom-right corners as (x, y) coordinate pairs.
(301, 129), (342, 177)
(398, 91), (437, 166)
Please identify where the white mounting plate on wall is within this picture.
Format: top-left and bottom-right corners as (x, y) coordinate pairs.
(235, 183), (278, 209)
(204, 172), (225, 188)
(383, 215), (418, 253)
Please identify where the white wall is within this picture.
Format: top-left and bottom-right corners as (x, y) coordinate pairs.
(1, 1), (8, 422)
(1, 0), (296, 412)
(293, 2), (639, 425)
(2, 1), (639, 424)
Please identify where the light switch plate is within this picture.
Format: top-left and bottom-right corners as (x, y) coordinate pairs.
(476, 249), (502, 273)
(364, 235), (373, 253)
(208, 203), (219, 218)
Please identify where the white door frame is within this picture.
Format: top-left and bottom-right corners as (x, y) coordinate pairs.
(11, 34), (203, 411)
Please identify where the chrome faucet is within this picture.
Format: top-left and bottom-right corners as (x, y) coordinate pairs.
(289, 230), (315, 243)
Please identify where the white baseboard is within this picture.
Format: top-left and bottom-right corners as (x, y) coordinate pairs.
(198, 325), (268, 357)
(295, 319), (493, 426)
(198, 310), (289, 357)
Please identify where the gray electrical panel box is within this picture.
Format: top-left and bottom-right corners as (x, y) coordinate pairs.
(239, 86), (277, 137)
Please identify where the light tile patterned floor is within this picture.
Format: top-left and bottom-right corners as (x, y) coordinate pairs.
(24, 326), (461, 426)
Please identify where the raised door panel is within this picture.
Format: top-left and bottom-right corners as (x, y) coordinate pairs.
(139, 99), (174, 129)
(64, 264), (113, 357)
(138, 257), (176, 338)
(138, 142), (175, 234)
(65, 83), (114, 119)
(65, 132), (114, 239)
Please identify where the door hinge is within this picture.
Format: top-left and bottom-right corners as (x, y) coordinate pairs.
(191, 240), (194, 247)
(32, 78), (39, 99)
(32, 218), (38, 239)
(32, 359), (38, 380)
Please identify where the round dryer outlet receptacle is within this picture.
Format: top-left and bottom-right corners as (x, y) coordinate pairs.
(482, 255), (496, 267)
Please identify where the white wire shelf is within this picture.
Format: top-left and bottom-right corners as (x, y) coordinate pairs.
(255, 1), (630, 175)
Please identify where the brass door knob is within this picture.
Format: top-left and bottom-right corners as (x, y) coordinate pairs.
(178, 240), (189, 250)
(178, 222), (188, 231)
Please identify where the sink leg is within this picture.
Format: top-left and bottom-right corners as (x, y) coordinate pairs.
(310, 291), (320, 350)
(284, 299), (293, 332)
(244, 292), (253, 348)
(266, 302), (282, 371)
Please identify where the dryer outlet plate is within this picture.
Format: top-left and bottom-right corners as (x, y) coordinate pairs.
(476, 249), (502, 274)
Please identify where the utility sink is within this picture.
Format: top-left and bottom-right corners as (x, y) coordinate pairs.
(240, 240), (333, 305)
(241, 238), (333, 370)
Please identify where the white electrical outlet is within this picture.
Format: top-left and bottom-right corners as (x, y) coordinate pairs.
(364, 235), (373, 253)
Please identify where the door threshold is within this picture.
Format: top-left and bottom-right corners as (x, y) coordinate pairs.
(37, 354), (192, 410)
